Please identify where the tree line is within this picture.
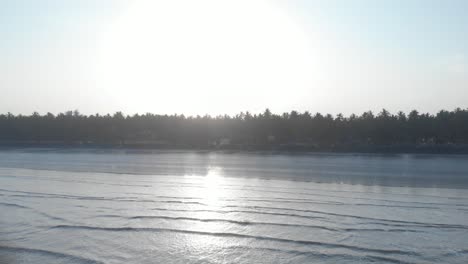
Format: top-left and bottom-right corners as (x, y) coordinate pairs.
(0, 108), (467, 151)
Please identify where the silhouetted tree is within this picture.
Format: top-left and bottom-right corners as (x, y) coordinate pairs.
(0, 108), (467, 151)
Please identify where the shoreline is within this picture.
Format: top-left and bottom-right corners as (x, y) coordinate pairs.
(1, 143), (468, 155)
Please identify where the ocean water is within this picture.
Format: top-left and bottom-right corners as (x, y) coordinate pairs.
(0, 149), (467, 264)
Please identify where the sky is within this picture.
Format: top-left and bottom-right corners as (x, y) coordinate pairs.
(1, 0), (467, 116)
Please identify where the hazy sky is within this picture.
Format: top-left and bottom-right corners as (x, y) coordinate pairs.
(1, 0), (467, 116)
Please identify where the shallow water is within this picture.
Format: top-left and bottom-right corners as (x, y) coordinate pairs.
(1, 149), (468, 263)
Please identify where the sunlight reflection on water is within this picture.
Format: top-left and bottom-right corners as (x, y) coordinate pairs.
(2, 151), (468, 263)
(202, 167), (225, 204)
(181, 167), (232, 257)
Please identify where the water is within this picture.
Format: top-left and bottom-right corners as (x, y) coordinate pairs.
(0, 149), (467, 263)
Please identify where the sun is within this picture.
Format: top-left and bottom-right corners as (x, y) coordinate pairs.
(95, 0), (320, 115)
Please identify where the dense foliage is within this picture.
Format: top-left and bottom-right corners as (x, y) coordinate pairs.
(1, 108), (467, 150)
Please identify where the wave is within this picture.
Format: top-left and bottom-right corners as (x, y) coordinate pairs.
(215, 187), (468, 207)
(3, 166), (468, 202)
(150, 207), (328, 221)
(3, 187), (465, 213)
(49, 225), (420, 257)
(0, 201), (70, 223)
(234, 183), (468, 201)
(0, 190), (446, 221)
(0, 202), (30, 209)
(0, 245), (103, 264)
(223, 246), (417, 264)
(440, 249), (468, 257)
(0, 174), (153, 188)
(147, 206), (462, 231)
(0, 189), (209, 206)
(96, 214), (424, 233)
(101, 214), (338, 231)
(3, 186), (466, 217)
(3, 188), (464, 230)
(224, 197), (343, 206)
(4, 168), (468, 209)
(225, 205), (468, 229)
(230, 197), (443, 209)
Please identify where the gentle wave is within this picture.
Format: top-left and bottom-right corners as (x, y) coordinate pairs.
(150, 207), (328, 220)
(0, 202), (30, 209)
(3, 166), (468, 201)
(0, 202), (70, 223)
(2, 186), (465, 213)
(224, 246), (417, 264)
(225, 205), (468, 229)
(49, 225), (420, 257)
(147, 206), (467, 231)
(3, 188), (465, 230)
(0, 246), (103, 264)
(95, 214), (424, 233)
(440, 249), (468, 257)
(2, 154), (468, 263)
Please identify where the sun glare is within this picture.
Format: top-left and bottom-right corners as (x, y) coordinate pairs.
(95, 0), (320, 115)
(201, 166), (224, 204)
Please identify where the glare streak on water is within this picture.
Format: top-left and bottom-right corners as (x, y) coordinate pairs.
(0, 150), (468, 263)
